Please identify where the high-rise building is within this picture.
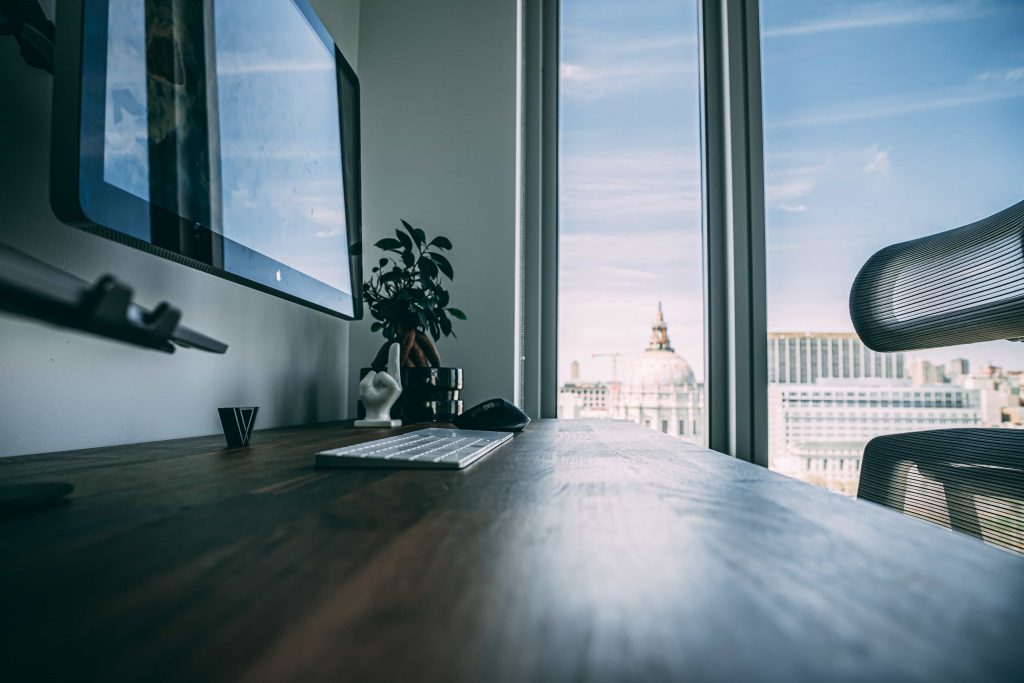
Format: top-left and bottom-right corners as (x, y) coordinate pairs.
(962, 369), (1017, 426)
(766, 333), (984, 497)
(948, 357), (970, 379)
(767, 332), (905, 384)
(769, 382), (982, 495)
(910, 359), (946, 385)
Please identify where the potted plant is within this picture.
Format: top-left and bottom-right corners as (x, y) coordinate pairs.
(361, 220), (467, 421)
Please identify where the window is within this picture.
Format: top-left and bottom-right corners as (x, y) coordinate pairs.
(557, 0), (705, 445)
(761, 0), (1024, 496)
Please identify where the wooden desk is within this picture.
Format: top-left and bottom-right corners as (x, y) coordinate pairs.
(1, 420), (1022, 682)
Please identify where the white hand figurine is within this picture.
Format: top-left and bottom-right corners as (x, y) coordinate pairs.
(355, 342), (403, 427)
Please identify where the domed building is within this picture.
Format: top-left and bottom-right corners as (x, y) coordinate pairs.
(612, 303), (704, 444)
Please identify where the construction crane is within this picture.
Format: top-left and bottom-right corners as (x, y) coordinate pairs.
(591, 352), (625, 385)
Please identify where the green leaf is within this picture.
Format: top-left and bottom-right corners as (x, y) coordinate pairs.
(350, 241), (362, 256)
(395, 229), (413, 251)
(374, 237), (402, 251)
(364, 223), (463, 340)
(419, 257), (438, 279)
(427, 252), (454, 279)
(400, 219), (426, 248)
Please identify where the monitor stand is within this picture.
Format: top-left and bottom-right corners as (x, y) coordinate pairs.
(0, 243), (228, 354)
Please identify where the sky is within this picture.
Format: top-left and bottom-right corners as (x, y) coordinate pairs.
(559, 0), (1024, 384)
(103, 0), (351, 293)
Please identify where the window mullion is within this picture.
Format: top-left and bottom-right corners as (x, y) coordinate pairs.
(699, 0), (768, 465)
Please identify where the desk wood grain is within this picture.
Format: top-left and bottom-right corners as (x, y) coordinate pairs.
(1, 420), (1022, 682)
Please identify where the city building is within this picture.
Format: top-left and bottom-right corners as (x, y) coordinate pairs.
(610, 304), (703, 443)
(558, 380), (611, 420)
(948, 358), (971, 379)
(961, 365), (1023, 426)
(560, 304), (705, 444)
(910, 359), (946, 386)
(561, 322), (1019, 497)
(768, 332), (906, 384)
(769, 381), (982, 495)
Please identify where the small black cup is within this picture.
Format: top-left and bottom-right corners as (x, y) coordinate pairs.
(218, 406), (259, 448)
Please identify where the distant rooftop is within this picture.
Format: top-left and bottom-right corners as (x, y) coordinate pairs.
(768, 331), (861, 339)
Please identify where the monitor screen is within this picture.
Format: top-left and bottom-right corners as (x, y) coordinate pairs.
(51, 0), (362, 319)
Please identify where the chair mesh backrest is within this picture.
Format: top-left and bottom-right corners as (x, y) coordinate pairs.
(858, 429), (1024, 553)
(850, 200), (1024, 352)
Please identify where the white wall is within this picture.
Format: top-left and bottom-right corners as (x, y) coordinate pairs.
(351, 0), (520, 411)
(0, 0), (361, 457)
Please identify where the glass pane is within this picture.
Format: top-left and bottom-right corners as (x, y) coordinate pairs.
(557, 0), (704, 444)
(761, 0), (1024, 495)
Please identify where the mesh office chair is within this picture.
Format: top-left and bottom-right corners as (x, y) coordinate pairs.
(858, 430), (1024, 552)
(850, 200), (1024, 553)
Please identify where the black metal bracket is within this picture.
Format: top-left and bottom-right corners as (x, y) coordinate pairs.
(0, 0), (55, 74)
(0, 243), (228, 354)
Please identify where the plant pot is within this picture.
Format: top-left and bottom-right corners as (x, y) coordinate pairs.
(357, 367), (464, 423)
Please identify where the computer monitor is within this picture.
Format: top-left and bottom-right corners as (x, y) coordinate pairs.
(50, 0), (362, 319)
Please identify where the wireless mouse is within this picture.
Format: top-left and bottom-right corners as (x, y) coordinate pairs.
(453, 398), (531, 432)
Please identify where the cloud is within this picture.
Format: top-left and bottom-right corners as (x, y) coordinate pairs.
(558, 152), (703, 370)
(217, 51), (333, 76)
(778, 203), (808, 213)
(221, 142), (337, 161)
(763, 145), (900, 214)
(560, 23), (699, 100)
(763, 156), (834, 213)
(308, 208), (346, 227)
(979, 66), (1024, 81)
(764, 155), (832, 198)
(315, 227), (344, 238)
(762, 1), (1008, 38)
(560, 147), (702, 226)
(560, 61), (694, 100)
(560, 231), (702, 274)
(768, 85), (1024, 129)
(766, 178), (816, 203)
(562, 27), (697, 55)
(863, 146), (892, 174)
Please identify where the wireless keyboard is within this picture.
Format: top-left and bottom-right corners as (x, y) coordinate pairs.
(314, 428), (513, 469)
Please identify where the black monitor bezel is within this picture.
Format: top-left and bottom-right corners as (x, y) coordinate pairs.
(50, 0), (362, 320)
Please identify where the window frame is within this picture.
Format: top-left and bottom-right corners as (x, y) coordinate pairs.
(524, 0), (769, 466)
